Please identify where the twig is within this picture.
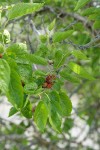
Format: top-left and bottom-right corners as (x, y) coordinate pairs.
(64, 34), (100, 50)
(34, 5), (94, 33)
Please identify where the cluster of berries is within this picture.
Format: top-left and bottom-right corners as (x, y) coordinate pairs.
(42, 74), (56, 89)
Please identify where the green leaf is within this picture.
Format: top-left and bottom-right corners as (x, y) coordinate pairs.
(24, 82), (38, 94)
(9, 107), (18, 117)
(15, 54), (47, 65)
(21, 100), (32, 118)
(88, 14), (100, 21)
(17, 64), (32, 82)
(49, 109), (61, 132)
(59, 91), (72, 116)
(7, 69), (24, 109)
(54, 50), (70, 69)
(6, 43), (29, 64)
(72, 50), (88, 60)
(63, 118), (73, 132)
(15, 54), (32, 65)
(33, 70), (46, 76)
(60, 70), (80, 83)
(8, 3), (44, 20)
(29, 54), (48, 65)
(93, 21), (100, 29)
(54, 50), (62, 68)
(5, 57), (18, 72)
(0, 59), (10, 93)
(48, 19), (56, 31)
(49, 91), (62, 116)
(6, 43), (47, 65)
(39, 35), (48, 43)
(82, 7), (100, 16)
(74, 0), (91, 11)
(6, 43), (28, 55)
(34, 101), (48, 132)
(68, 62), (95, 80)
(52, 30), (73, 42)
(0, 0), (19, 4)
(53, 77), (64, 91)
(36, 43), (48, 57)
(0, 43), (4, 53)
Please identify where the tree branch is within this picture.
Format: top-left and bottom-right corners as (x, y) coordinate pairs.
(64, 34), (100, 50)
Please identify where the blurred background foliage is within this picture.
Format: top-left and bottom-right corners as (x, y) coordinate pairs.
(0, 0), (100, 150)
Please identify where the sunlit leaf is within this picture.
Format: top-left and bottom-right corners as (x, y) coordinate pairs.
(60, 69), (80, 83)
(72, 50), (88, 60)
(8, 3), (44, 20)
(68, 62), (95, 80)
(75, 0), (91, 11)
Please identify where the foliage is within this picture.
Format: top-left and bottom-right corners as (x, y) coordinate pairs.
(0, 0), (99, 150)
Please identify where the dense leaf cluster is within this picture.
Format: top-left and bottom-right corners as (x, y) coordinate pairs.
(0, 0), (99, 149)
